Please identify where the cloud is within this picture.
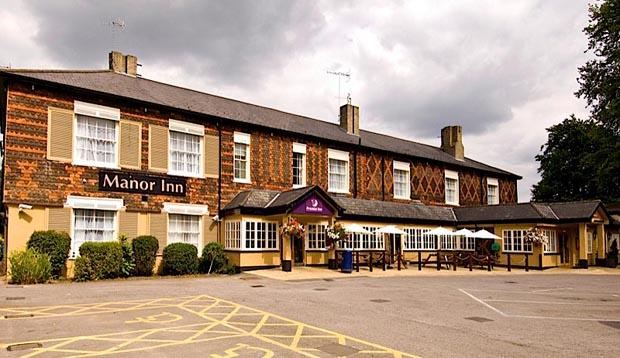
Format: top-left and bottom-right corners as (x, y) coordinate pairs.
(2, 0), (594, 200)
(22, 0), (325, 88)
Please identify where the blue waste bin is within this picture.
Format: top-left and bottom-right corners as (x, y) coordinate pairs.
(341, 249), (353, 273)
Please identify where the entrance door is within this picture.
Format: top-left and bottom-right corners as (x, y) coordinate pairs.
(559, 232), (571, 266)
(293, 236), (304, 265)
(388, 234), (401, 264)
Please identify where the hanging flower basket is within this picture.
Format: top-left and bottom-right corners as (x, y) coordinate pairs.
(280, 218), (305, 239)
(524, 227), (549, 246)
(325, 223), (347, 247)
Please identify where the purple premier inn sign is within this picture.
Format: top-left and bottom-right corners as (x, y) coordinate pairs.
(291, 193), (334, 216)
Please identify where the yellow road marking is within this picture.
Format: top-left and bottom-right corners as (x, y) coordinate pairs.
(2, 294), (420, 357)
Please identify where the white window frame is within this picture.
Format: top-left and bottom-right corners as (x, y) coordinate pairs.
(339, 226), (383, 251)
(393, 161), (411, 200)
(328, 148), (349, 194)
(444, 170), (459, 206)
(73, 101), (120, 169)
(227, 219), (279, 251)
(587, 231), (593, 254)
(487, 177), (499, 205)
(168, 119), (204, 178)
(305, 222), (328, 251)
(403, 228), (431, 250)
(65, 196), (123, 258)
(502, 229), (533, 253)
(543, 229), (558, 253)
(225, 221), (241, 249)
(233, 132), (251, 183)
(292, 142), (307, 188)
(167, 214), (203, 253)
(162, 203), (209, 253)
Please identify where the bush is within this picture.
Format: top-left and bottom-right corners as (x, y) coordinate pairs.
(9, 249), (52, 284)
(199, 242), (228, 274)
(78, 242), (123, 280)
(162, 243), (198, 275)
(132, 236), (159, 276)
(118, 235), (135, 277)
(27, 230), (71, 279)
(74, 256), (95, 282)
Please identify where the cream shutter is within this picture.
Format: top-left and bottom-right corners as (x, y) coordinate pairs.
(204, 134), (219, 178)
(47, 207), (72, 234)
(149, 212), (168, 254)
(47, 107), (73, 162)
(120, 121), (142, 169)
(203, 215), (217, 247)
(118, 211), (139, 239)
(149, 125), (168, 172)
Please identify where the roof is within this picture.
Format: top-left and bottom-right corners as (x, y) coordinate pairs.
(222, 186), (340, 215)
(0, 69), (520, 178)
(334, 197), (456, 224)
(454, 200), (607, 224)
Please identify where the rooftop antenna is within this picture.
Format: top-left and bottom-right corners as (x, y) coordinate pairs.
(327, 70), (351, 111)
(107, 18), (126, 49)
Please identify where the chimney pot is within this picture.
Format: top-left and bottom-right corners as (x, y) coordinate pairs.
(441, 125), (464, 161)
(339, 103), (360, 135)
(108, 51), (138, 76)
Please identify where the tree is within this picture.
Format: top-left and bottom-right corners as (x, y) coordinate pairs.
(576, 0), (620, 134)
(533, 0), (620, 203)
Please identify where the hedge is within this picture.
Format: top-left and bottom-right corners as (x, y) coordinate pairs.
(27, 230), (71, 279)
(199, 242), (229, 274)
(77, 242), (123, 280)
(132, 236), (159, 276)
(9, 248), (52, 284)
(162, 243), (198, 275)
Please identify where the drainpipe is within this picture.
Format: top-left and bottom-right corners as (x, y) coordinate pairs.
(0, 78), (7, 275)
(353, 137), (360, 198)
(217, 120), (222, 244)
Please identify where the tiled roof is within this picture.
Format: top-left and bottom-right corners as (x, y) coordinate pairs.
(223, 187), (608, 225)
(454, 200), (605, 224)
(0, 69), (520, 178)
(333, 197), (456, 224)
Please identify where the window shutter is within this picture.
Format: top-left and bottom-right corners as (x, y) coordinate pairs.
(204, 134), (219, 178)
(47, 207), (72, 234)
(149, 212), (167, 254)
(119, 211), (138, 239)
(149, 125), (168, 172)
(47, 107), (73, 162)
(120, 121), (142, 169)
(203, 215), (216, 247)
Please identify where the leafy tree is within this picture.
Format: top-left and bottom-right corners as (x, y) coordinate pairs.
(576, 0), (620, 134)
(533, 0), (620, 203)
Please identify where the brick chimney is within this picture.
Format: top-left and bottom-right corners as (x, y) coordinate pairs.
(340, 103), (360, 135)
(108, 51), (138, 76)
(441, 125), (464, 161)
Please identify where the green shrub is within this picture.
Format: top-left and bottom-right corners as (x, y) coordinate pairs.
(74, 256), (95, 282)
(162, 243), (198, 275)
(9, 249), (52, 284)
(132, 236), (159, 276)
(27, 230), (71, 278)
(78, 242), (123, 280)
(199, 242), (228, 274)
(118, 235), (135, 277)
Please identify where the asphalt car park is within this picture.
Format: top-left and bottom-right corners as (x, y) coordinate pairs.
(1, 271), (619, 357)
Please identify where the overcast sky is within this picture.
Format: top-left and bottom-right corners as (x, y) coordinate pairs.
(0, 0), (593, 201)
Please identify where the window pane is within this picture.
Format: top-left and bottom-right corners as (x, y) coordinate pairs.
(168, 214), (200, 250)
(73, 209), (116, 257)
(234, 143), (248, 180)
(170, 131), (201, 175)
(329, 158), (348, 191)
(293, 152), (305, 186)
(75, 115), (117, 166)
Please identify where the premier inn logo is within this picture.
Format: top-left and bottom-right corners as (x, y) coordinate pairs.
(99, 170), (187, 196)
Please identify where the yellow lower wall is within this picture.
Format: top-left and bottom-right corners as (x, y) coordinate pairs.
(306, 251), (328, 265)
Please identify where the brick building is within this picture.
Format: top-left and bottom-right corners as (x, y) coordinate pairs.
(0, 52), (614, 274)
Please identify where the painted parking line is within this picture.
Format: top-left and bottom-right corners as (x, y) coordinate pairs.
(459, 288), (620, 322)
(2, 294), (419, 357)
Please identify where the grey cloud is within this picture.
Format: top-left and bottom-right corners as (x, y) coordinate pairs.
(23, 0), (325, 88)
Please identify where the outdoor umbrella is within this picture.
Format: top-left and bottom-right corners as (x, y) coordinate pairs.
(471, 229), (502, 240)
(343, 223), (372, 234)
(453, 228), (475, 237)
(422, 227), (456, 236)
(374, 225), (407, 235)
